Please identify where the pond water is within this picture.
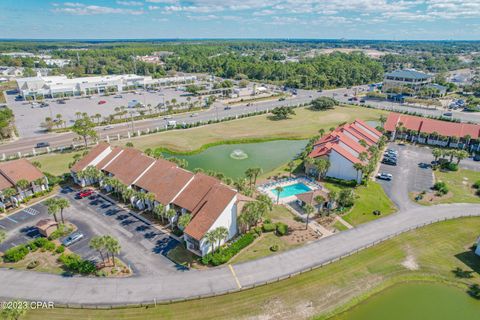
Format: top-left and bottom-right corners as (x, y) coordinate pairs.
(332, 282), (480, 320)
(164, 140), (307, 179)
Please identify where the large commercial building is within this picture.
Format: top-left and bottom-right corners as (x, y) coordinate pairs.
(16, 74), (197, 99)
(382, 69), (432, 94)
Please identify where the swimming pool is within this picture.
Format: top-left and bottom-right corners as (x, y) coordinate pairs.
(276, 183), (312, 198)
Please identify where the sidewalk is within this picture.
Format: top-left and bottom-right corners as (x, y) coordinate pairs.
(335, 216), (354, 229)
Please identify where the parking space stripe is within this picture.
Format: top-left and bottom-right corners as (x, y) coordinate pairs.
(6, 216), (18, 224)
(0, 224), (5, 229)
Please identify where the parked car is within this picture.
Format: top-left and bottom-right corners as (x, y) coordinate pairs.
(190, 113), (198, 117)
(114, 95), (123, 98)
(443, 112), (453, 117)
(359, 99), (366, 103)
(98, 100), (107, 105)
(57, 99), (66, 104)
(35, 142), (50, 148)
(382, 158), (397, 166)
(376, 172), (393, 181)
(386, 148), (398, 155)
(62, 232), (84, 247)
(224, 106), (232, 110)
(164, 115), (173, 119)
(103, 125), (113, 130)
(77, 189), (94, 199)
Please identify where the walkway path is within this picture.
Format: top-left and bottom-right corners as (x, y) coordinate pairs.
(0, 203), (479, 306)
(335, 216), (354, 229)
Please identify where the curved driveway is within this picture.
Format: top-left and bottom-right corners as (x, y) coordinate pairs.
(0, 203), (479, 305)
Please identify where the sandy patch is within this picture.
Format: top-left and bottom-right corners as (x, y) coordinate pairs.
(401, 248), (419, 271)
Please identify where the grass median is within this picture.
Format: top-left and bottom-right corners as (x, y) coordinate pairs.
(26, 217), (480, 320)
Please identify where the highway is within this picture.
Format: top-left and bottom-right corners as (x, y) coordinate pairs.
(1, 86), (480, 157)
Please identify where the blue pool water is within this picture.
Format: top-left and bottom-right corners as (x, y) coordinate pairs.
(275, 183), (312, 198)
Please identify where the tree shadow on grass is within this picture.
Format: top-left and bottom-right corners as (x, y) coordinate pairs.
(454, 248), (480, 275)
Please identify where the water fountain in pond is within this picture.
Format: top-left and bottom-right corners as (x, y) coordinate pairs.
(230, 149), (249, 160)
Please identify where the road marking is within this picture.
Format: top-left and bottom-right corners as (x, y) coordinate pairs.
(24, 207), (39, 216)
(6, 216), (18, 224)
(228, 264), (242, 289)
(0, 224), (5, 229)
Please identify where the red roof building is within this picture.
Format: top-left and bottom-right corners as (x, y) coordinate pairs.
(384, 113), (480, 139)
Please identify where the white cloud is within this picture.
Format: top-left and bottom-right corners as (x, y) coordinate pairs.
(117, 1), (143, 6)
(53, 3), (144, 15)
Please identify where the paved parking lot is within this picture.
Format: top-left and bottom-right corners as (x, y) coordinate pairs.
(0, 188), (182, 275)
(376, 143), (434, 210)
(5, 87), (196, 137)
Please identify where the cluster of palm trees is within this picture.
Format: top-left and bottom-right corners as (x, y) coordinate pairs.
(237, 194), (273, 232)
(89, 235), (122, 267)
(152, 203), (185, 229)
(1, 177), (46, 208)
(45, 197), (70, 227)
(353, 145), (381, 184)
(204, 227), (229, 253)
(431, 148), (470, 165)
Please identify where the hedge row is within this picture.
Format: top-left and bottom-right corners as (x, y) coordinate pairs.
(201, 232), (256, 266)
(59, 253), (96, 274)
(3, 238), (56, 262)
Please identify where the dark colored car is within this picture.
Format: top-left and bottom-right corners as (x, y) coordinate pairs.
(98, 100), (107, 105)
(382, 158), (397, 166)
(35, 142), (50, 148)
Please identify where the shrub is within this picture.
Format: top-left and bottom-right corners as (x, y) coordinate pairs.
(253, 226), (262, 236)
(59, 253), (96, 275)
(48, 224), (72, 240)
(276, 223), (288, 236)
(270, 245), (279, 252)
(202, 232), (256, 266)
(262, 223), (276, 232)
(441, 162), (458, 171)
(473, 180), (480, 189)
(3, 245), (30, 262)
(27, 260), (39, 269)
(55, 246), (65, 254)
(433, 181), (449, 195)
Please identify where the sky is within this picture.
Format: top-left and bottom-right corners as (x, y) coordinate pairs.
(1, 0), (480, 40)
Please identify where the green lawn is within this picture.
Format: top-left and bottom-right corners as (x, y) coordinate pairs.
(324, 181), (397, 226)
(333, 221), (349, 231)
(27, 217), (480, 320)
(230, 232), (296, 264)
(432, 169), (480, 204)
(33, 152), (77, 176)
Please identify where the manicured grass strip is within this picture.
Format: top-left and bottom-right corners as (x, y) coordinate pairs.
(27, 217), (480, 320)
(433, 169), (480, 204)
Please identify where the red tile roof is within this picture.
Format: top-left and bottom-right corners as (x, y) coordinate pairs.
(184, 183), (237, 241)
(173, 173), (219, 212)
(102, 148), (155, 185)
(134, 160), (194, 205)
(331, 144), (362, 164)
(96, 146), (123, 169)
(384, 113), (480, 139)
(354, 119), (383, 138)
(71, 142), (110, 173)
(0, 159), (44, 188)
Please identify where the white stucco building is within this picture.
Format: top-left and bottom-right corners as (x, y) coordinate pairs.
(307, 120), (382, 183)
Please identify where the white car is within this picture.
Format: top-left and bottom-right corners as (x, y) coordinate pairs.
(103, 125), (113, 130)
(377, 173), (393, 181)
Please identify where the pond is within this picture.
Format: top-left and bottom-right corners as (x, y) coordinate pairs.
(332, 282), (480, 320)
(164, 140), (308, 179)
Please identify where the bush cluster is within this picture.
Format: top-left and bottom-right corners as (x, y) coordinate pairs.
(3, 245), (30, 262)
(433, 181), (449, 195)
(473, 180), (480, 189)
(276, 223), (288, 236)
(58, 253), (96, 274)
(201, 232), (256, 266)
(262, 223), (276, 232)
(441, 162), (458, 171)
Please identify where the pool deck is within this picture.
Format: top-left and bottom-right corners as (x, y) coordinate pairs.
(258, 177), (323, 204)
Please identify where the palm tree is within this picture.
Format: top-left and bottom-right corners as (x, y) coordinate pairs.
(314, 195), (326, 214)
(56, 198), (70, 224)
(165, 209), (177, 228)
(244, 168), (255, 186)
(315, 158), (330, 179)
(121, 188), (134, 204)
(145, 193), (156, 210)
(153, 203), (165, 223)
(213, 227), (229, 252)
(178, 213), (192, 230)
(303, 203), (314, 230)
(274, 186), (284, 204)
(47, 202), (60, 228)
(104, 236), (121, 267)
(455, 150), (469, 165)
(204, 230), (217, 253)
(432, 148), (442, 162)
(89, 236), (106, 265)
(251, 167), (263, 185)
(2, 188), (17, 206)
(256, 194), (273, 212)
(287, 161), (296, 177)
(15, 179), (30, 198)
(379, 114), (387, 126)
(318, 128), (325, 137)
(0, 230), (6, 244)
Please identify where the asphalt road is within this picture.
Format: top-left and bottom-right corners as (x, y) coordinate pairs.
(0, 201), (478, 305)
(0, 88), (325, 157)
